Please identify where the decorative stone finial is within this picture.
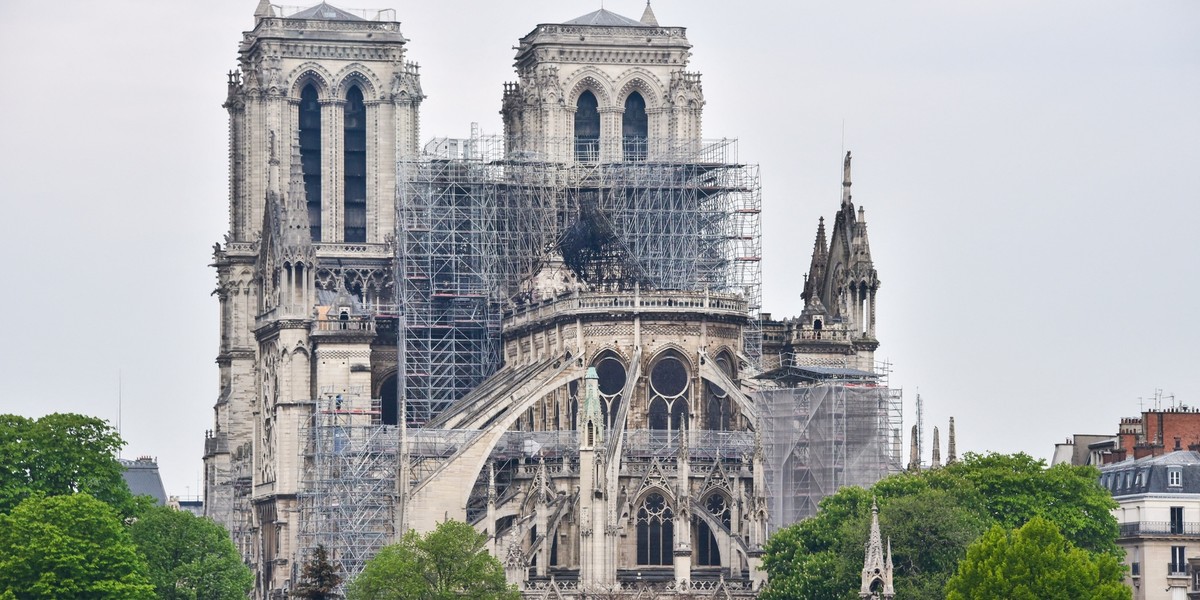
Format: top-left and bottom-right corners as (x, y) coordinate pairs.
(931, 426), (942, 469)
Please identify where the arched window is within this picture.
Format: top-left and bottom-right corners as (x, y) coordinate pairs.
(569, 380), (579, 431)
(594, 352), (626, 429)
(343, 86), (367, 243)
(695, 493), (730, 566)
(648, 353), (689, 431)
(380, 373), (398, 426)
(705, 353), (734, 431)
(637, 492), (674, 565)
(299, 84), (322, 241)
(574, 91), (600, 162)
(623, 91), (648, 161)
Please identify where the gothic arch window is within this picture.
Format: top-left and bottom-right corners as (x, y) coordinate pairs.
(299, 84), (322, 241)
(343, 85), (367, 243)
(636, 492), (674, 565)
(696, 492), (730, 566)
(593, 351), (626, 429)
(379, 373), (398, 426)
(574, 90), (600, 162)
(623, 91), (648, 161)
(648, 352), (690, 431)
(705, 353), (734, 431)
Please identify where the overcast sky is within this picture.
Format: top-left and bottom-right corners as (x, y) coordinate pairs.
(0, 1), (1197, 497)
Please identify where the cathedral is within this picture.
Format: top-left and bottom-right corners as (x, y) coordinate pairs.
(202, 2), (898, 598)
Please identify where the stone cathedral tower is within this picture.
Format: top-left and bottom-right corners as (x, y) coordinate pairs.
(501, 4), (704, 162)
(204, 3), (421, 596)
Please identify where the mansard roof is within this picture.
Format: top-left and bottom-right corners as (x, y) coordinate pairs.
(563, 8), (648, 27)
(1100, 450), (1200, 496)
(288, 2), (366, 21)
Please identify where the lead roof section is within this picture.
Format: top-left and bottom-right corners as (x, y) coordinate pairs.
(243, 1), (407, 49)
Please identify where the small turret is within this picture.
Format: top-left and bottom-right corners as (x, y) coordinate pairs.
(640, 0), (659, 26)
(907, 425), (919, 471)
(802, 217), (828, 303)
(859, 498), (895, 599)
(948, 417), (957, 464)
(931, 426), (942, 469)
(580, 367), (604, 448)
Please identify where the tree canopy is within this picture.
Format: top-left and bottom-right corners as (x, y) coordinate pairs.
(0, 493), (155, 600)
(0, 413), (133, 515)
(945, 517), (1130, 600)
(347, 520), (519, 600)
(128, 504), (252, 600)
(761, 452), (1122, 600)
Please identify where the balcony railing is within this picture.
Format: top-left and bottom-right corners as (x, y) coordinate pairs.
(1167, 562), (1188, 577)
(503, 289), (748, 333)
(312, 317), (376, 333)
(1120, 521), (1200, 537)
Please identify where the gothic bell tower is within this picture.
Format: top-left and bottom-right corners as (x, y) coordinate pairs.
(205, 3), (424, 597)
(501, 3), (704, 163)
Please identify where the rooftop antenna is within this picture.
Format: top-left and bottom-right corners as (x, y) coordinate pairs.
(840, 119), (845, 159)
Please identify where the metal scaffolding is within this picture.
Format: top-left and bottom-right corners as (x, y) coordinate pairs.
(756, 384), (901, 532)
(297, 398), (398, 590)
(396, 134), (764, 427)
(397, 152), (504, 426)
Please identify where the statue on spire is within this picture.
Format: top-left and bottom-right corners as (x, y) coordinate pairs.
(842, 151), (853, 206)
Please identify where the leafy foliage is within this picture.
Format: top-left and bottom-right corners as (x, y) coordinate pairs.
(294, 545), (343, 600)
(761, 452), (1121, 600)
(0, 493), (155, 599)
(128, 504), (252, 600)
(0, 413), (133, 515)
(945, 517), (1130, 600)
(347, 520), (519, 600)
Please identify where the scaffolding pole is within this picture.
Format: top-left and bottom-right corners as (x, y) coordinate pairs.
(297, 398), (398, 592)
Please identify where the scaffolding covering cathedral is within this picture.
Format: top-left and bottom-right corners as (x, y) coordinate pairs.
(203, 3), (902, 599)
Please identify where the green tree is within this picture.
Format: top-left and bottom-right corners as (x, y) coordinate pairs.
(347, 520), (519, 600)
(128, 504), (252, 600)
(761, 452), (1121, 600)
(761, 484), (988, 600)
(945, 517), (1130, 600)
(941, 452), (1120, 556)
(0, 493), (155, 599)
(0, 413), (133, 514)
(294, 545), (343, 599)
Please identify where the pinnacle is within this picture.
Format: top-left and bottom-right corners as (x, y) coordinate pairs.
(640, 1), (659, 26)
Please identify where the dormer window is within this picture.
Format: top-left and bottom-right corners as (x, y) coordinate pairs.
(1170, 467), (1183, 487)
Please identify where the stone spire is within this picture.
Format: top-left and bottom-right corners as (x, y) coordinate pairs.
(947, 417), (957, 464)
(640, 0), (659, 26)
(281, 134), (314, 252)
(931, 426), (942, 469)
(907, 424), (919, 471)
(254, 0), (274, 22)
(802, 217), (828, 303)
(859, 499), (894, 599)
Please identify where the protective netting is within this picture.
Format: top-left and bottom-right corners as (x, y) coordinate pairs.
(755, 385), (901, 531)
